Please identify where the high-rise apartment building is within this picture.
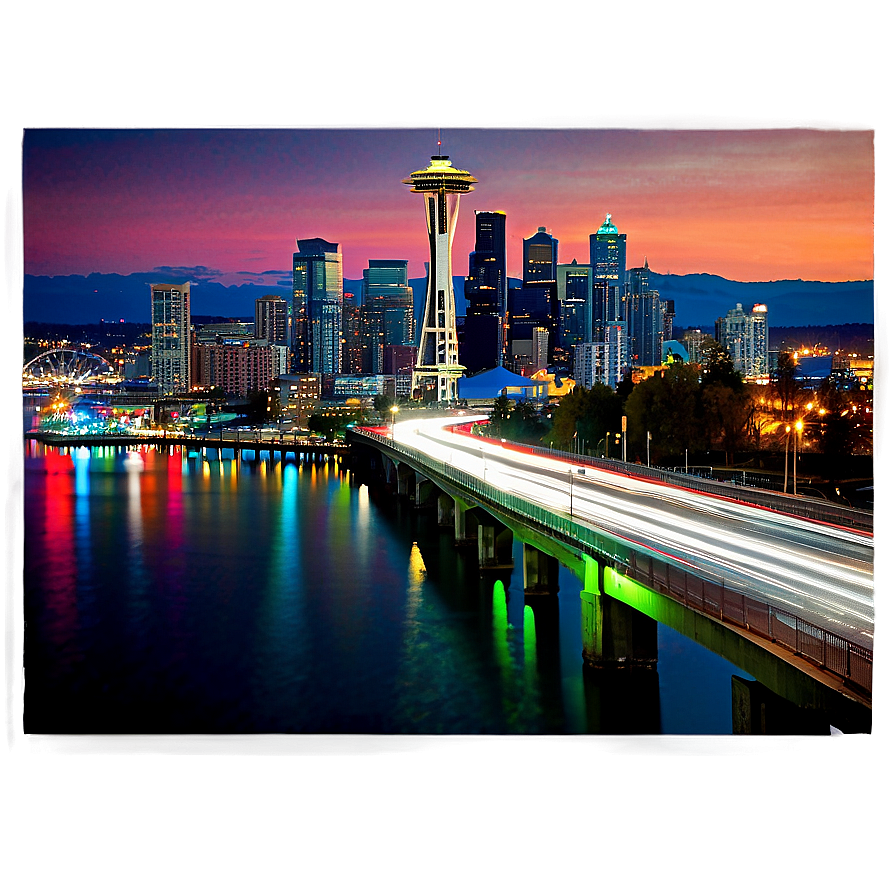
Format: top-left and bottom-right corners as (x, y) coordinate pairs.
(715, 303), (769, 378)
(462, 210), (507, 373)
(403, 155), (476, 402)
(150, 281), (191, 394)
(255, 295), (289, 345)
(292, 238), (343, 375)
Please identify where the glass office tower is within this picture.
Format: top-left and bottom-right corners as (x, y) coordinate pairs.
(293, 238), (343, 375)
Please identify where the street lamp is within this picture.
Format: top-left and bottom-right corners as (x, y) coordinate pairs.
(390, 405), (399, 441)
(794, 419), (803, 495)
(647, 431), (651, 467)
(783, 424), (791, 493)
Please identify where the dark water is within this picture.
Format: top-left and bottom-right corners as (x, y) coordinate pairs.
(23, 441), (752, 734)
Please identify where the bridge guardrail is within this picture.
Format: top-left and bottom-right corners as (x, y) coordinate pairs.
(351, 427), (872, 697)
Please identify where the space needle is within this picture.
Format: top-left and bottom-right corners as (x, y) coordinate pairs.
(403, 146), (477, 403)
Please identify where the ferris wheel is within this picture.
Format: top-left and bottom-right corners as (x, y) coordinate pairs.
(23, 348), (117, 386)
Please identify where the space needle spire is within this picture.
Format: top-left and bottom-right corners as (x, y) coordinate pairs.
(403, 149), (477, 403)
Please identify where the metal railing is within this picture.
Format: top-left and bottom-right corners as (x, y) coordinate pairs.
(351, 426), (873, 696)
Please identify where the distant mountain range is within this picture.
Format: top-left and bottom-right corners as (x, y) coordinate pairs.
(23, 271), (873, 329)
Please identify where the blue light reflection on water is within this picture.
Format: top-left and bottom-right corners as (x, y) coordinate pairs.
(24, 443), (749, 734)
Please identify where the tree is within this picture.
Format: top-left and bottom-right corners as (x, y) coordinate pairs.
(701, 381), (754, 464)
(489, 393), (513, 438)
(624, 365), (703, 462)
(816, 379), (857, 465)
(701, 338), (743, 391)
(547, 383), (621, 452)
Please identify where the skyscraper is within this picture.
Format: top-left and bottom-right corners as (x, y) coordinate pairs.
(508, 227), (560, 370)
(255, 295), (288, 345)
(362, 259), (415, 360)
(715, 302), (769, 378)
(403, 154), (476, 402)
(150, 281), (191, 394)
(462, 210), (507, 373)
(523, 226), (558, 284)
(557, 261), (591, 352)
(626, 260), (665, 368)
(589, 213), (627, 340)
(293, 238), (343, 375)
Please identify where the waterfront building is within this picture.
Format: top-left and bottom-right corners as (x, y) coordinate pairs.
(274, 373), (321, 424)
(194, 340), (287, 396)
(150, 282), (191, 395)
(463, 210), (507, 373)
(255, 295), (289, 345)
(715, 302), (769, 378)
(403, 155), (477, 402)
(293, 238), (343, 375)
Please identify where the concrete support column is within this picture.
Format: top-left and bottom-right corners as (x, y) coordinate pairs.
(437, 493), (455, 528)
(731, 676), (830, 735)
(581, 586), (657, 669)
(523, 544), (559, 597)
(454, 500), (476, 546)
(414, 475), (434, 509)
(397, 467), (412, 497)
(478, 524), (514, 570)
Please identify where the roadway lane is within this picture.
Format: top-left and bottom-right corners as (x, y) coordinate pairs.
(388, 416), (874, 648)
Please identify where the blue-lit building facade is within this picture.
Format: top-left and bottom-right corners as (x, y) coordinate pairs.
(292, 238), (344, 375)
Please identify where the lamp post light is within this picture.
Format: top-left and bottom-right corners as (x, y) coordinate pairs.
(390, 405), (399, 441)
(783, 424), (791, 493)
(794, 419), (803, 494)
(647, 431), (651, 468)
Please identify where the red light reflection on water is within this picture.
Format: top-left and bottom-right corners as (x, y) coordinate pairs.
(33, 447), (79, 647)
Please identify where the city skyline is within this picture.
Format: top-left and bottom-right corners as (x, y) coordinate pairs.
(22, 128), (874, 289)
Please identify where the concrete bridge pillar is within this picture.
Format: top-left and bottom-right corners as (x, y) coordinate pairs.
(478, 523), (514, 571)
(396, 464), (414, 498)
(454, 500), (477, 546)
(731, 676), (830, 735)
(580, 558), (657, 669)
(437, 492), (455, 529)
(414, 474), (435, 509)
(523, 544), (559, 597)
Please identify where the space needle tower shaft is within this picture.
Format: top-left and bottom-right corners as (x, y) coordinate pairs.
(403, 151), (477, 403)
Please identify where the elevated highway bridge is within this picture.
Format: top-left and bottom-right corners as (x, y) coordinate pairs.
(347, 416), (873, 730)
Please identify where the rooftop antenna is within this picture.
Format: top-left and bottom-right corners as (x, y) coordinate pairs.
(437, 127), (442, 155)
